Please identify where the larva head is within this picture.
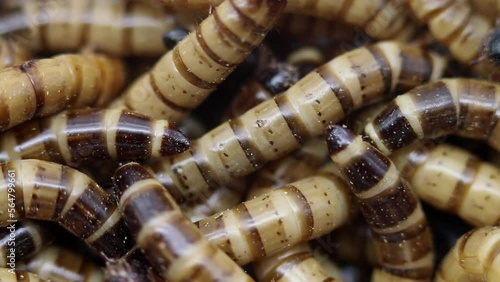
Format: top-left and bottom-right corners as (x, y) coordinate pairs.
(162, 27), (189, 50)
(161, 125), (191, 156)
(113, 162), (153, 196)
(325, 124), (356, 155)
(484, 28), (500, 66)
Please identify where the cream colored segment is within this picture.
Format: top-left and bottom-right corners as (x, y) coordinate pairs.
(59, 173), (91, 217)
(427, 2), (471, 41)
(371, 206), (424, 234)
(63, 55), (97, 107)
(44, 0), (86, 51)
(119, 178), (169, 210)
(449, 16), (492, 63)
(221, 209), (257, 264)
(17, 161), (37, 215)
(441, 79), (461, 122)
(460, 226), (500, 274)
(364, 123), (391, 155)
(21, 0), (43, 51)
(0, 133), (21, 161)
(0, 68), (37, 130)
(103, 109), (122, 160)
(88, 1), (126, 55)
(429, 52), (448, 81)
(355, 164), (399, 200)
(85, 208), (121, 244)
(151, 120), (171, 157)
(329, 54), (363, 109)
(33, 247), (61, 279)
(344, 0), (385, 26)
(378, 42), (402, 94)
(53, 113), (72, 164)
(394, 94), (424, 139)
(330, 136), (368, 165)
(488, 253), (500, 281)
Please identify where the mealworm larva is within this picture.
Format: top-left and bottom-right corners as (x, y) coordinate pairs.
(0, 52), (125, 132)
(110, 0), (287, 122)
(363, 78), (500, 154)
(0, 37), (30, 69)
(0, 220), (54, 267)
(194, 164), (353, 266)
(0, 108), (190, 166)
(326, 125), (435, 280)
(148, 41), (447, 206)
(436, 226), (500, 282)
(0, 160), (134, 259)
(114, 162), (254, 282)
(391, 142), (500, 227)
(1, 0), (183, 57)
(0, 268), (47, 281)
(22, 245), (104, 282)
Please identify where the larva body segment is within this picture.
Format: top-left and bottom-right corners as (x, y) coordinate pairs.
(326, 125), (434, 280)
(3, 0), (181, 56)
(111, 0), (287, 122)
(0, 268), (47, 281)
(372, 268), (428, 282)
(22, 245), (104, 282)
(0, 37), (30, 69)
(148, 41), (447, 206)
(391, 143), (500, 227)
(0, 53), (125, 132)
(195, 164), (353, 266)
(469, 0), (500, 23)
(113, 163), (254, 282)
(0, 108), (190, 166)
(363, 79), (500, 154)
(0, 220), (54, 267)
(105, 247), (163, 282)
(436, 226), (500, 282)
(0, 160), (134, 259)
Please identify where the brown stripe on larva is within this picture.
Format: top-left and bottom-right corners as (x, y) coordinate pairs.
(323, 279), (336, 282)
(342, 147), (391, 193)
(458, 81), (497, 138)
(189, 145), (221, 193)
(19, 61), (44, 118)
(274, 94), (310, 145)
(197, 213), (234, 257)
(440, 3), (472, 46)
(371, 216), (428, 243)
(39, 119), (66, 164)
(29, 165), (58, 219)
(366, 45), (392, 97)
(89, 56), (106, 107)
(371, 101), (419, 152)
(172, 48), (218, 90)
(358, 181), (419, 229)
(149, 73), (191, 113)
(212, 7), (254, 50)
(268, 251), (311, 281)
(316, 65), (354, 114)
(229, 119), (266, 168)
(88, 216), (133, 259)
(234, 203), (266, 259)
(195, 27), (236, 68)
(376, 228), (433, 265)
(395, 47), (432, 94)
(410, 81), (457, 135)
(229, 0), (268, 35)
(115, 112), (152, 160)
(280, 185), (314, 239)
(66, 110), (110, 164)
(447, 156), (480, 213)
(64, 54), (83, 106)
(418, 0), (454, 23)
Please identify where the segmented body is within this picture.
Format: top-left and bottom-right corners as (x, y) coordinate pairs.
(0, 160), (134, 259)
(0, 108), (190, 167)
(0, 37), (30, 69)
(326, 125), (434, 280)
(111, 0), (287, 122)
(391, 143), (500, 227)
(0, 220), (53, 267)
(2, 0), (182, 56)
(148, 41), (446, 206)
(22, 245), (104, 282)
(114, 163), (254, 282)
(105, 246), (163, 282)
(363, 79), (500, 154)
(436, 226), (500, 282)
(0, 53), (125, 132)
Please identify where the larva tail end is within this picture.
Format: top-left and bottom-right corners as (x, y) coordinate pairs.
(113, 162), (153, 196)
(161, 126), (191, 156)
(325, 124), (356, 155)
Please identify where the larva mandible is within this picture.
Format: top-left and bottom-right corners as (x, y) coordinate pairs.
(111, 0), (287, 123)
(0, 108), (190, 167)
(114, 162), (255, 282)
(0, 52), (125, 132)
(326, 125), (434, 280)
(0, 160), (134, 260)
(147, 41), (446, 206)
(0, 37), (30, 69)
(1, 0), (184, 57)
(363, 78), (500, 154)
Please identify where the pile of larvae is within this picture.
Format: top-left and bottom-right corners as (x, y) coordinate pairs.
(0, 0), (499, 281)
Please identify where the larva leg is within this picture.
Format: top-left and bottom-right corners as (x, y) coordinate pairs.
(111, 0), (287, 122)
(363, 78), (500, 154)
(114, 162), (254, 282)
(326, 125), (434, 280)
(0, 37), (30, 69)
(21, 245), (104, 282)
(0, 53), (125, 132)
(0, 160), (134, 259)
(0, 268), (47, 281)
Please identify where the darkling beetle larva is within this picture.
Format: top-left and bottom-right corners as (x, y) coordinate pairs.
(326, 125), (434, 280)
(0, 52), (125, 132)
(113, 162), (255, 282)
(0, 108), (190, 167)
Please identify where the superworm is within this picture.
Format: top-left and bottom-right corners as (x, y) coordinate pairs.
(436, 226), (500, 282)
(0, 108), (190, 167)
(0, 52), (125, 132)
(1, 0), (183, 57)
(0, 160), (134, 259)
(0, 37), (30, 69)
(22, 245), (104, 282)
(194, 163), (353, 266)
(147, 41), (447, 206)
(0, 220), (53, 267)
(0, 268), (47, 281)
(110, 0), (287, 123)
(326, 125), (434, 280)
(391, 142), (500, 227)
(114, 162), (255, 282)
(363, 78), (500, 154)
